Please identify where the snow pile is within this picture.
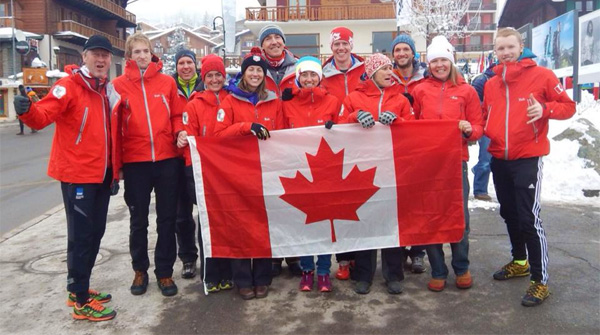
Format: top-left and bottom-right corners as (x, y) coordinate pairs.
(468, 90), (600, 207)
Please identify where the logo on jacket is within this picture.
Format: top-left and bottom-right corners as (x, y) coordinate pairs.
(182, 112), (189, 125)
(52, 85), (66, 99)
(554, 83), (565, 95)
(217, 109), (225, 122)
(450, 96), (458, 100)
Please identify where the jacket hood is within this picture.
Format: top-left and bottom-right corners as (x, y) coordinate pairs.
(322, 54), (365, 77)
(518, 48), (537, 61)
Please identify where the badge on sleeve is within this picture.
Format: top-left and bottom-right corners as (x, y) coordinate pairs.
(554, 83), (565, 95)
(217, 109), (225, 122)
(52, 85), (66, 99)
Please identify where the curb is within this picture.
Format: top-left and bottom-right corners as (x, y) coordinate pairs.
(0, 204), (64, 243)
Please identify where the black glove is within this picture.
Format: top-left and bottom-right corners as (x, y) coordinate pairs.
(402, 93), (414, 106)
(325, 120), (334, 129)
(110, 180), (119, 196)
(281, 88), (293, 101)
(356, 110), (375, 129)
(379, 111), (397, 126)
(14, 95), (31, 116)
(250, 123), (270, 140)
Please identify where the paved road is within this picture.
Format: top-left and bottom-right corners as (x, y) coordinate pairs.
(0, 122), (61, 234)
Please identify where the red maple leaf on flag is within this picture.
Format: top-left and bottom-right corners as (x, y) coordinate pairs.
(279, 137), (380, 243)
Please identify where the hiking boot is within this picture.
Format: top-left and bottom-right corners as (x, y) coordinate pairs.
(427, 278), (446, 292)
(456, 271), (473, 289)
(271, 262), (283, 277)
(218, 279), (234, 291)
(205, 282), (220, 293)
(16, 132), (24, 135)
(493, 260), (530, 280)
(130, 271), (148, 296)
(288, 261), (303, 276)
(354, 281), (371, 294)
(72, 298), (116, 322)
(335, 263), (350, 280)
(411, 255), (426, 274)
(181, 261), (197, 279)
(318, 275), (332, 292)
(67, 289), (112, 307)
(238, 287), (255, 300)
(157, 277), (178, 297)
(387, 281), (404, 295)
(255, 285), (269, 299)
(521, 281), (550, 307)
(299, 271), (314, 291)
(474, 194), (492, 201)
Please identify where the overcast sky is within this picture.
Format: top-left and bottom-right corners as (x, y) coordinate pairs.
(128, 0), (260, 24)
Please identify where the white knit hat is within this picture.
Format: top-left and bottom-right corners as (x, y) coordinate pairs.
(426, 35), (455, 64)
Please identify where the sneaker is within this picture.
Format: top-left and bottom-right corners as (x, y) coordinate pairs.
(157, 277), (178, 297)
(387, 281), (404, 294)
(354, 281), (371, 294)
(271, 262), (283, 277)
(474, 194), (492, 201)
(67, 289), (112, 307)
(410, 255), (426, 274)
(317, 275), (332, 292)
(288, 261), (303, 276)
(299, 271), (314, 291)
(427, 278), (446, 292)
(456, 271), (473, 289)
(130, 271), (148, 295)
(493, 260), (530, 280)
(72, 298), (116, 322)
(218, 279), (234, 291)
(521, 281), (550, 307)
(335, 263), (350, 280)
(181, 261), (197, 279)
(205, 282), (220, 293)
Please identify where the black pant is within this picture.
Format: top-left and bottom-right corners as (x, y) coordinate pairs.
(124, 158), (179, 279)
(335, 252), (355, 263)
(176, 161), (197, 264)
(401, 246), (425, 259)
(62, 170), (111, 304)
(355, 248), (405, 284)
(491, 157), (548, 284)
(231, 258), (272, 288)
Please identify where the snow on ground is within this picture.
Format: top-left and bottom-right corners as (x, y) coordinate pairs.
(468, 90), (600, 209)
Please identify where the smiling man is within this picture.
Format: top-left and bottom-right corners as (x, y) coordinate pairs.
(13, 35), (118, 321)
(259, 24), (297, 96)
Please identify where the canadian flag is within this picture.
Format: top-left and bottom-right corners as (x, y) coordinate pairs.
(189, 121), (465, 258)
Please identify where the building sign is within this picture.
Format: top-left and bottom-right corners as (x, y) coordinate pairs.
(531, 11), (575, 78)
(578, 9), (600, 84)
(23, 68), (48, 86)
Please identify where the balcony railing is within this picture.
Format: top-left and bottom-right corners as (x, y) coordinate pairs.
(467, 22), (497, 30)
(246, 4), (395, 22)
(71, 0), (136, 24)
(56, 20), (125, 51)
(468, 2), (497, 11)
(454, 44), (495, 52)
(0, 17), (24, 29)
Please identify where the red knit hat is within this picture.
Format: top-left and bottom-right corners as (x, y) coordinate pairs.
(330, 27), (354, 49)
(365, 53), (392, 79)
(201, 54), (225, 81)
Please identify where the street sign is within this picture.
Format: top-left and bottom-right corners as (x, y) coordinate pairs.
(15, 41), (30, 55)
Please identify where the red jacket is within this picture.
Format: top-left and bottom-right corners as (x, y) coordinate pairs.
(412, 76), (484, 161)
(282, 86), (341, 128)
(213, 90), (284, 137)
(340, 79), (414, 123)
(483, 58), (575, 160)
(182, 89), (229, 166)
(321, 54), (365, 103)
(19, 65), (114, 184)
(264, 49), (297, 97)
(111, 58), (184, 177)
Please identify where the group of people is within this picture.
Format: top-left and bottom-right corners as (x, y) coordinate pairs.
(13, 23), (575, 322)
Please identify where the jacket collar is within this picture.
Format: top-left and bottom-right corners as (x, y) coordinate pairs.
(124, 55), (163, 82)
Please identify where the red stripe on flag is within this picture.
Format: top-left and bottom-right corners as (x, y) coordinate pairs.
(195, 136), (272, 258)
(390, 120), (465, 246)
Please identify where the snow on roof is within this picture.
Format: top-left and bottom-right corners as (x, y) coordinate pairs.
(54, 31), (88, 40)
(7, 70), (68, 80)
(213, 29), (252, 48)
(0, 28), (43, 40)
(147, 26), (217, 46)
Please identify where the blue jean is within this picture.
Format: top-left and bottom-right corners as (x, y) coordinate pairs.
(300, 254), (332, 275)
(426, 162), (470, 279)
(472, 136), (491, 196)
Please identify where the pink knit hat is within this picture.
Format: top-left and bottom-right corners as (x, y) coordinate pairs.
(364, 53), (392, 78)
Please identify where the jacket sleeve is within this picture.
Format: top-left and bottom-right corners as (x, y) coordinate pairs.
(183, 100), (200, 137)
(412, 87), (423, 120)
(274, 99), (285, 130)
(541, 73), (576, 121)
(170, 80), (184, 134)
(471, 74), (489, 103)
(19, 82), (71, 129)
(340, 95), (358, 123)
(213, 98), (252, 137)
(332, 97), (342, 124)
(398, 95), (414, 121)
(107, 82), (123, 181)
(464, 87), (484, 141)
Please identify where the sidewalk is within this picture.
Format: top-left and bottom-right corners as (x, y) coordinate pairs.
(0, 193), (598, 334)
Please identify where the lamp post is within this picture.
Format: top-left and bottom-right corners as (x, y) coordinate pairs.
(11, 0), (16, 82)
(211, 16), (226, 64)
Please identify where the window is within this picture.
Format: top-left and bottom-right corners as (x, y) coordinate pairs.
(575, 1), (583, 12)
(585, 1), (594, 12)
(0, 4), (9, 17)
(285, 34), (319, 57)
(372, 31), (397, 54)
(470, 35), (481, 45)
(115, 63), (122, 77)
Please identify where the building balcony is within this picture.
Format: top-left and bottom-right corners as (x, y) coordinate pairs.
(468, 2), (497, 11)
(466, 22), (497, 30)
(57, 0), (136, 27)
(246, 3), (395, 22)
(454, 44), (495, 52)
(55, 20), (125, 51)
(0, 17), (24, 30)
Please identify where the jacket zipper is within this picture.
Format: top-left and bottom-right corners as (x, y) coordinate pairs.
(438, 82), (446, 119)
(502, 66), (510, 160)
(140, 71), (156, 162)
(202, 125), (206, 137)
(376, 85), (384, 117)
(484, 105), (492, 131)
(344, 73), (349, 96)
(75, 107), (89, 145)
(161, 95), (171, 117)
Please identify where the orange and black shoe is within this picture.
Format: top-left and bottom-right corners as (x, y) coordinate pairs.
(67, 289), (112, 307)
(72, 298), (116, 322)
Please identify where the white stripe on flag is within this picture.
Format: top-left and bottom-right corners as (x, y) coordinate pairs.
(189, 137), (213, 258)
(259, 124), (400, 258)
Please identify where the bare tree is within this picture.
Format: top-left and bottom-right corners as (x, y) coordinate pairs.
(404, 0), (480, 44)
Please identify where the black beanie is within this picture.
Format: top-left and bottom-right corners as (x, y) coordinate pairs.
(242, 47), (268, 75)
(175, 49), (197, 65)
